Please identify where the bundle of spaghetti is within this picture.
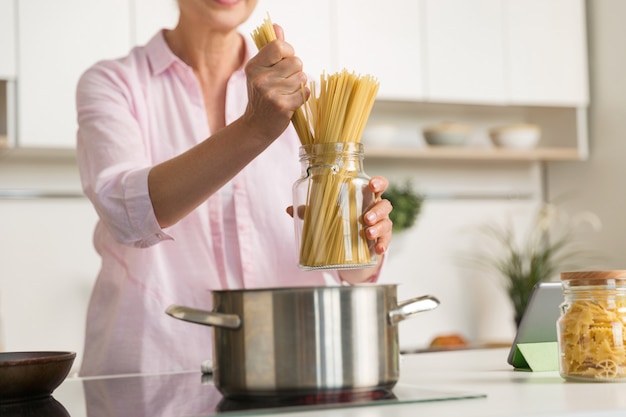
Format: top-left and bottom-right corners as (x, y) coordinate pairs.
(252, 16), (379, 268)
(251, 14), (314, 145)
(298, 70), (378, 267)
(299, 143), (370, 267)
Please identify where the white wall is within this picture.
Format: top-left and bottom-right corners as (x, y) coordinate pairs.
(368, 158), (542, 349)
(547, 1), (626, 269)
(378, 199), (532, 349)
(0, 154), (99, 372)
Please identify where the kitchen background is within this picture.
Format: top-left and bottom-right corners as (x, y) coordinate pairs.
(0, 0), (624, 371)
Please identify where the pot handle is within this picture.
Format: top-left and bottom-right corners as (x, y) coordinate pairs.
(166, 305), (241, 329)
(388, 295), (439, 326)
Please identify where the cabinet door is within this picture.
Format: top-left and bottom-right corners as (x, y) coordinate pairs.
(240, 0), (333, 82)
(133, 0), (179, 47)
(0, 0), (16, 79)
(423, 0), (506, 104)
(17, 0), (131, 148)
(334, 0), (424, 101)
(506, 0), (588, 106)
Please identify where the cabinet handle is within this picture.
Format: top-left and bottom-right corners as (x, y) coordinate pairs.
(424, 192), (535, 201)
(0, 190), (85, 200)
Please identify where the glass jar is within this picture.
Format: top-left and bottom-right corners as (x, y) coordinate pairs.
(292, 142), (378, 270)
(557, 270), (626, 381)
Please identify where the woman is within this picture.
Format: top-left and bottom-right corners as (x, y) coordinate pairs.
(76, 0), (393, 376)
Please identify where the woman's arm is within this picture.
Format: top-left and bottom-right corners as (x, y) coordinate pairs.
(149, 33), (309, 228)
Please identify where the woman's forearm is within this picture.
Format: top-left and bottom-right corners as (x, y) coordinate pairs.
(148, 117), (272, 228)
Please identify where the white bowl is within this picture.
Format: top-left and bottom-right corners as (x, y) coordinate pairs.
(489, 124), (541, 149)
(423, 122), (471, 146)
(362, 124), (399, 146)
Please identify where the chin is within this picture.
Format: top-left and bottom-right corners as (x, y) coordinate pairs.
(205, 0), (257, 28)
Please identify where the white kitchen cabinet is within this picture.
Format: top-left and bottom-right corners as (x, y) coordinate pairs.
(0, 0), (16, 79)
(0, 80), (16, 149)
(8, 0), (589, 158)
(133, 0), (179, 46)
(334, 0), (424, 101)
(17, 0), (131, 148)
(13, 0), (330, 150)
(422, 0), (588, 107)
(507, 0), (588, 106)
(240, 0), (333, 81)
(0, 0), (17, 149)
(423, 0), (506, 104)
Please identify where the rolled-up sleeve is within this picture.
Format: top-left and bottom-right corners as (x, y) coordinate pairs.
(76, 61), (171, 248)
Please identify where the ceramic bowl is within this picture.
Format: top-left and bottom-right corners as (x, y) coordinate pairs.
(423, 122), (471, 146)
(0, 351), (75, 404)
(362, 124), (399, 146)
(489, 124), (541, 149)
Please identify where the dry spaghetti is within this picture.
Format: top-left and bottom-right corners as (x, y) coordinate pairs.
(252, 15), (379, 269)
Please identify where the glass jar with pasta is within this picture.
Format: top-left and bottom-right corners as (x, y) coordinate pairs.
(293, 142), (377, 270)
(558, 270), (626, 381)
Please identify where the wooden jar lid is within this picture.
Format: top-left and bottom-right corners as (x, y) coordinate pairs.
(561, 270), (626, 286)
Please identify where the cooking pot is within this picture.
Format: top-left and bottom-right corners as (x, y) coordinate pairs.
(166, 284), (439, 399)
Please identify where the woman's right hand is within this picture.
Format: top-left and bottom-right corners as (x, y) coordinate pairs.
(243, 24), (309, 143)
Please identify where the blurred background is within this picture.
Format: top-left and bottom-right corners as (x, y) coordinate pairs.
(1, 0), (623, 369)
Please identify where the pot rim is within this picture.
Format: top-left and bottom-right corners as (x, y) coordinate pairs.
(209, 283), (399, 294)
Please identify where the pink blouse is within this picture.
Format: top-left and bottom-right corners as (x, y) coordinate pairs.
(76, 31), (339, 376)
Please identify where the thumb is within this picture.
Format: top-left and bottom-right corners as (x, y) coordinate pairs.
(273, 23), (285, 41)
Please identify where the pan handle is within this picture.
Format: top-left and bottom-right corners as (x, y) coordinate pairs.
(166, 305), (241, 329)
(388, 295), (439, 326)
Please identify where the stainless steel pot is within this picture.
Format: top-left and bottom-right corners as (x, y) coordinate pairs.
(166, 284), (438, 399)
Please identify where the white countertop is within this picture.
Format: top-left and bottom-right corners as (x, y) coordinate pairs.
(389, 347), (626, 417)
(52, 347), (626, 417)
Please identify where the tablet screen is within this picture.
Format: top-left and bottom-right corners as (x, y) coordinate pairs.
(507, 281), (564, 365)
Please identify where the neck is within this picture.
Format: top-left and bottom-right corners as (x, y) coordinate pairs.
(164, 24), (245, 80)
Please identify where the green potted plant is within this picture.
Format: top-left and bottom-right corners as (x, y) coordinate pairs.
(382, 181), (424, 233)
(467, 203), (602, 327)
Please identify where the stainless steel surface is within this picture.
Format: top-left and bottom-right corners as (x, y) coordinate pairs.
(166, 284), (439, 399)
(165, 305), (240, 329)
(388, 295), (440, 325)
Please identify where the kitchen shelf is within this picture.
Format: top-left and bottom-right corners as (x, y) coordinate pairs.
(363, 146), (583, 162)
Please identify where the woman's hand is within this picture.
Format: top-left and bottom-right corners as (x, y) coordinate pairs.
(363, 175), (393, 256)
(286, 175), (394, 285)
(337, 176), (392, 284)
(243, 24), (309, 143)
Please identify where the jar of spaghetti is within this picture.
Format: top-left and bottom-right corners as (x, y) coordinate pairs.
(292, 142), (378, 270)
(557, 270), (626, 381)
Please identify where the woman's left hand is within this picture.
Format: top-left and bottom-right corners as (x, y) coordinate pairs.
(286, 175), (393, 284)
(286, 175), (393, 254)
(363, 175), (393, 256)
(336, 175), (392, 284)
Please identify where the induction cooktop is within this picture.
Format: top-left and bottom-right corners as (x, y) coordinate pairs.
(51, 371), (486, 417)
(213, 383), (486, 416)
